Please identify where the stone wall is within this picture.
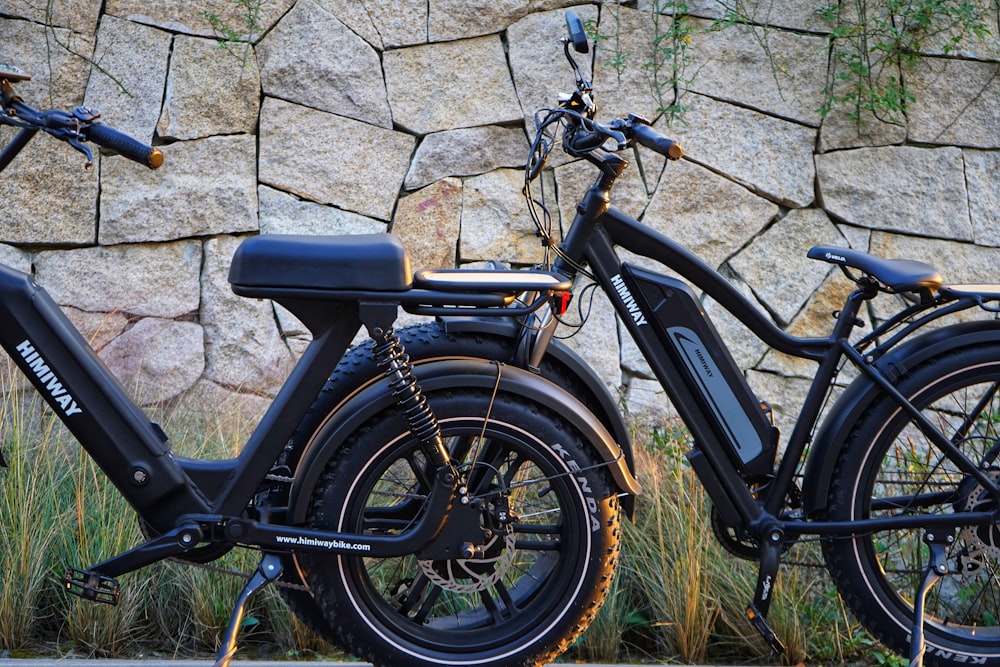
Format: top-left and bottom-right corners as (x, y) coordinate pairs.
(0, 0), (997, 436)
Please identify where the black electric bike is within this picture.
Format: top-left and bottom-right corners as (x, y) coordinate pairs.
(0, 57), (633, 667)
(4, 11), (1000, 667)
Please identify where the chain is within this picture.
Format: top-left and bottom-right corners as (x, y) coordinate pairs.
(264, 473), (295, 484)
(163, 472), (311, 591)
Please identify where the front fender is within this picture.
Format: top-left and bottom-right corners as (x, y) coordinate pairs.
(288, 357), (641, 525)
(802, 319), (1000, 516)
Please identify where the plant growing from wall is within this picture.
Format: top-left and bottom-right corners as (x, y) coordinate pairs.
(815, 0), (997, 124)
(589, 1), (695, 126)
(30, 0), (132, 99)
(648, 0), (695, 123)
(596, 0), (996, 126)
(201, 0), (268, 64)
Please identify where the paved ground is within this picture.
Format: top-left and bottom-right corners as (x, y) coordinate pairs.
(0, 661), (633, 666)
(0, 662), (359, 666)
(2, 660), (364, 666)
(0, 663), (326, 666)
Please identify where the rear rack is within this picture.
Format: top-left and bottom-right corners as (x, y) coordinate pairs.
(938, 284), (1000, 313)
(413, 268), (571, 292)
(229, 268), (572, 317)
(405, 269), (572, 316)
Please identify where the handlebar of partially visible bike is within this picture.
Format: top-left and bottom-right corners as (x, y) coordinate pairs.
(559, 107), (684, 162)
(0, 78), (162, 171)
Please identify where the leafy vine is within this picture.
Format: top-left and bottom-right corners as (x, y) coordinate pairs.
(816, 0), (997, 124)
(200, 0), (268, 64)
(647, 0), (694, 123)
(594, 0), (997, 126)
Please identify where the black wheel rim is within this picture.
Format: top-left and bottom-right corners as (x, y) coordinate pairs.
(333, 415), (593, 658)
(854, 362), (1000, 645)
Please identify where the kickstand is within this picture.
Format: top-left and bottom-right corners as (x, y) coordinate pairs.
(909, 529), (953, 667)
(746, 524), (786, 656)
(214, 552), (283, 667)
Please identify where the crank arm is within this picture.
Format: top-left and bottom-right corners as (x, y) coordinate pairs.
(83, 521), (205, 578)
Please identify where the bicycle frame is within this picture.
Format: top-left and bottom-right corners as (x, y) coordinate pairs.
(0, 258), (466, 560)
(551, 150), (1000, 542)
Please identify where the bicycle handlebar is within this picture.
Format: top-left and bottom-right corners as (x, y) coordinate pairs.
(1, 79), (162, 171)
(83, 123), (163, 169)
(630, 122), (683, 160)
(560, 111), (684, 162)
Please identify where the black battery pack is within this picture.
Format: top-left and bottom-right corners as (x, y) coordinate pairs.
(621, 264), (778, 480)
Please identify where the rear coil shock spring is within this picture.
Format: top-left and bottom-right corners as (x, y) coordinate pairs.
(371, 327), (442, 446)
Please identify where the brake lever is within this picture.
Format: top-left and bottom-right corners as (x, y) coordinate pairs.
(564, 120), (627, 156)
(586, 118), (626, 150)
(38, 109), (95, 168)
(66, 136), (95, 169)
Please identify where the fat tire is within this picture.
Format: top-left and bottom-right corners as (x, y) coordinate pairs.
(277, 321), (620, 638)
(294, 388), (619, 667)
(822, 343), (1000, 667)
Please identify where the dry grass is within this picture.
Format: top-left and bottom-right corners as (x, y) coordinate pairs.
(0, 375), (330, 659)
(0, 378), (864, 662)
(570, 426), (870, 665)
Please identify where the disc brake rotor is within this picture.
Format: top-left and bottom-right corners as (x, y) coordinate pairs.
(418, 528), (517, 593)
(956, 469), (1000, 573)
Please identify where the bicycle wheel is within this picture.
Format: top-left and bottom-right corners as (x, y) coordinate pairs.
(823, 344), (1000, 666)
(295, 388), (620, 667)
(276, 321), (629, 638)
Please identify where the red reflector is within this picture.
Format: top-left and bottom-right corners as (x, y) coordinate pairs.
(553, 291), (573, 315)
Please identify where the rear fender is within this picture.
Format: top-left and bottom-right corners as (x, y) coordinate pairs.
(288, 357), (641, 525)
(439, 316), (632, 460)
(802, 319), (1000, 515)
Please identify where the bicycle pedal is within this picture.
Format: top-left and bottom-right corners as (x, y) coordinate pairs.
(746, 604), (785, 655)
(63, 568), (120, 605)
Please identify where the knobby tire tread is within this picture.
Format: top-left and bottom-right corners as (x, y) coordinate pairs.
(296, 390), (619, 667)
(822, 344), (1000, 667)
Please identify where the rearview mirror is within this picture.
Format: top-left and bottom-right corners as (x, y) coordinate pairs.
(565, 11), (589, 54)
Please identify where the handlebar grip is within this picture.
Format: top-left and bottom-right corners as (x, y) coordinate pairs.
(632, 123), (683, 160)
(85, 123), (163, 169)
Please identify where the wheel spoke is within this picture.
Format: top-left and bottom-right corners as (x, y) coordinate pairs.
(827, 357), (1000, 660)
(951, 382), (1000, 445)
(398, 572), (431, 616)
(493, 579), (517, 616)
(300, 389), (618, 665)
(512, 520), (562, 551)
(405, 451), (434, 491)
(411, 579), (443, 625)
(478, 586), (506, 624)
(448, 435), (479, 466)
